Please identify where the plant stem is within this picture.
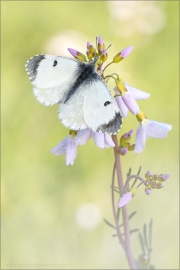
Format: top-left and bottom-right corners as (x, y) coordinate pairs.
(112, 135), (137, 270)
(111, 162), (125, 249)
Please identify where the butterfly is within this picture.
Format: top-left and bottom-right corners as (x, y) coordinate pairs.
(25, 54), (122, 134)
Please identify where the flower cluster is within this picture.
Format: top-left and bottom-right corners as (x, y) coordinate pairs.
(51, 35), (172, 165)
(144, 171), (170, 195)
(118, 170), (170, 208)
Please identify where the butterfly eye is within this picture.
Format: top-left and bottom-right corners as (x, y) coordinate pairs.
(104, 101), (111, 106)
(53, 60), (58, 67)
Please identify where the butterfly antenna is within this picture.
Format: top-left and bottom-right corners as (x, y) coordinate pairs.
(105, 43), (113, 51)
(96, 35), (98, 52)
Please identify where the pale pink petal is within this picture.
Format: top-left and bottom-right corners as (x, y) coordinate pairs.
(67, 48), (78, 57)
(134, 124), (147, 153)
(122, 92), (140, 115)
(145, 120), (172, 138)
(98, 36), (104, 45)
(74, 128), (91, 146)
(66, 140), (77, 165)
(92, 132), (105, 149)
(104, 134), (115, 148)
(120, 46), (134, 58)
(50, 137), (69, 156)
(125, 82), (150, 100)
(118, 192), (132, 208)
(114, 87), (128, 118)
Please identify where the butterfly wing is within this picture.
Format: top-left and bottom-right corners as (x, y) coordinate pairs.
(25, 55), (80, 106)
(83, 78), (122, 134)
(58, 83), (88, 130)
(59, 72), (122, 134)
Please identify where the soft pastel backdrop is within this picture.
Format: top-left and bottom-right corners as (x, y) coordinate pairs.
(1, 1), (179, 269)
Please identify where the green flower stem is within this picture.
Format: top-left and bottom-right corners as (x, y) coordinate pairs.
(111, 162), (125, 249)
(124, 175), (145, 192)
(112, 135), (137, 270)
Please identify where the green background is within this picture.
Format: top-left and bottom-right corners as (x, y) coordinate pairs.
(1, 1), (179, 269)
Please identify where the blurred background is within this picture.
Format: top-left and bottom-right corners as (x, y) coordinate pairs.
(1, 1), (179, 269)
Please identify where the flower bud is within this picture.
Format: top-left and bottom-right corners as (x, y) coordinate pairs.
(99, 49), (108, 62)
(86, 50), (93, 60)
(158, 174), (170, 182)
(144, 180), (149, 187)
(113, 46), (134, 63)
(128, 144), (135, 151)
(151, 182), (157, 189)
(87, 42), (96, 53)
(145, 188), (152, 195)
(152, 174), (158, 180)
(156, 182), (164, 189)
(98, 36), (105, 52)
(145, 171), (152, 179)
(120, 147), (128, 155)
(68, 48), (87, 62)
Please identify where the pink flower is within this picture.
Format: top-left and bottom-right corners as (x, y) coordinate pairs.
(50, 129), (115, 165)
(118, 192), (132, 208)
(75, 128), (115, 149)
(114, 83), (150, 118)
(50, 136), (77, 166)
(134, 119), (172, 153)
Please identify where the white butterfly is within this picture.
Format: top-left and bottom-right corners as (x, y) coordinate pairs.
(25, 55), (122, 134)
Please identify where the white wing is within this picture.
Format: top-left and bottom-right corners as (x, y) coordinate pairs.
(25, 55), (80, 106)
(84, 79), (122, 134)
(58, 83), (87, 130)
(59, 76), (122, 134)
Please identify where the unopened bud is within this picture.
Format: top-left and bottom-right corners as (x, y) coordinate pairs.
(68, 48), (87, 62)
(145, 188), (152, 195)
(100, 49), (108, 62)
(144, 180), (149, 187)
(128, 144), (135, 151)
(156, 182), (164, 189)
(98, 36), (105, 52)
(86, 50), (93, 60)
(145, 171), (152, 179)
(158, 174), (170, 182)
(113, 46), (134, 63)
(87, 42), (96, 53)
(152, 174), (158, 180)
(120, 147), (128, 155)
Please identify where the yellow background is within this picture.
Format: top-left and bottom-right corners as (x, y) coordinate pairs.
(1, 1), (179, 269)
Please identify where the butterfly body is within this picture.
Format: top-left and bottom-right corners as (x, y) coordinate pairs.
(25, 55), (122, 134)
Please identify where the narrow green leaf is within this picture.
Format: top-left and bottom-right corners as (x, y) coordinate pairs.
(149, 264), (156, 269)
(143, 223), (149, 251)
(117, 207), (121, 222)
(112, 234), (118, 237)
(130, 166), (142, 189)
(129, 211), (137, 220)
(127, 167), (132, 178)
(138, 232), (145, 254)
(130, 229), (139, 234)
(149, 219), (153, 249)
(137, 165), (142, 176)
(103, 219), (116, 229)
